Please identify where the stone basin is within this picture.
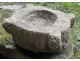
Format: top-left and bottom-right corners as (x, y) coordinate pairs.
(2, 4), (75, 53)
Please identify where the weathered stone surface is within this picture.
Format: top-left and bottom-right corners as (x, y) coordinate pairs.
(2, 4), (75, 53)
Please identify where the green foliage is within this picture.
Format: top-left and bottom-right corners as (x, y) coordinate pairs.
(77, 3), (80, 6)
(0, 33), (11, 45)
(73, 51), (80, 58)
(0, 9), (13, 45)
(0, 23), (12, 45)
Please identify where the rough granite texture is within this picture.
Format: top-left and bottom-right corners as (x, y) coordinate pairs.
(2, 4), (75, 53)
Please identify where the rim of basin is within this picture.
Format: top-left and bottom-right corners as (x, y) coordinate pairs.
(24, 10), (57, 27)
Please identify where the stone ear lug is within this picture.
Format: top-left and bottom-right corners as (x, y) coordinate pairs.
(66, 13), (75, 19)
(66, 13), (75, 28)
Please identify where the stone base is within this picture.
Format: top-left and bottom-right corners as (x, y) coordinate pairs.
(0, 38), (73, 59)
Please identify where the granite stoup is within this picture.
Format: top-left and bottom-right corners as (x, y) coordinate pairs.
(2, 4), (75, 53)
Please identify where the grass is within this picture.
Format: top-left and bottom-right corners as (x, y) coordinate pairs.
(0, 2), (79, 58)
(0, 9), (13, 45)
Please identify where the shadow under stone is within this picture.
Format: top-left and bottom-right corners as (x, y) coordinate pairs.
(0, 54), (9, 59)
(15, 45), (61, 59)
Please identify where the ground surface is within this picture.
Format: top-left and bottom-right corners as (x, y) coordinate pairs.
(0, 2), (80, 59)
